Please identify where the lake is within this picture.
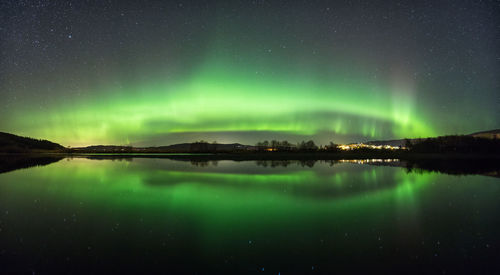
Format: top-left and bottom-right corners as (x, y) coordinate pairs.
(0, 157), (499, 274)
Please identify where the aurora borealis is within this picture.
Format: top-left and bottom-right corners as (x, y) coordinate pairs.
(1, 1), (499, 146)
(2, 157), (500, 273)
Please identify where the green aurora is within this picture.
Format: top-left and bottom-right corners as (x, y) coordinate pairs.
(3, 57), (435, 146)
(0, 158), (436, 215)
(1, 1), (498, 146)
(2, 158), (498, 251)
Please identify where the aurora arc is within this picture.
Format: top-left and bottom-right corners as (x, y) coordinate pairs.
(3, 54), (435, 146)
(3, 1), (498, 147)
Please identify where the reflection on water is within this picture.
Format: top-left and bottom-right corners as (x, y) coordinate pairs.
(0, 157), (499, 273)
(2, 155), (499, 177)
(0, 155), (63, 174)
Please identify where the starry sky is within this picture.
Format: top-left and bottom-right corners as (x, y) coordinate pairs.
(1, 0), (499, 146)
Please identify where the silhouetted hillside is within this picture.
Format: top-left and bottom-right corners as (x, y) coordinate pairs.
(0, 132), (65, 153)
(407, 135), (500, 154)
(367, 129), (499, 147)
(71, 142), (252, 153)
(74, 145), (133, 153)
(469, 129), (500, 139)
(156, 142), (251, 152)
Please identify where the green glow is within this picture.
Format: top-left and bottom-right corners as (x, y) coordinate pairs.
(2, 1), (498, 147)
(2, 159), (497, 243)
(0, 158), (435, 209)
(2, 158), (500, 272)
(4, 57), (435, 146)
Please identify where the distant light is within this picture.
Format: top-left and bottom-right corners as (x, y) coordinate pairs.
(338, 143), (402, 150)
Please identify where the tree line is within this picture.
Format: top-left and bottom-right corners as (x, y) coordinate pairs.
(405, 135), (500, 154)
(255, 140), (340, 152)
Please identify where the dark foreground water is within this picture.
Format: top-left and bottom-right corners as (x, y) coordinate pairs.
(0, 157), (499, 274)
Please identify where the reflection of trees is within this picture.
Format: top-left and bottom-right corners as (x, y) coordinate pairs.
(299, 160), (316, 167)
(190, 160), (219, 167)
(255, 160), (321, 168)
(255, 160), (293, 167)
(186, 158), (499, 177)
(324, 160), (337, 167)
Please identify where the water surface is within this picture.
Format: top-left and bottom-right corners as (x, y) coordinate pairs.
(0, 157), (499, 274)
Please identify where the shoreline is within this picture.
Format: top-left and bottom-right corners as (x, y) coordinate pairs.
(1, 151), (499, 161)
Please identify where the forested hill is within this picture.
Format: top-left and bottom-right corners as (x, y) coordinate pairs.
(0, 132), (65, 153)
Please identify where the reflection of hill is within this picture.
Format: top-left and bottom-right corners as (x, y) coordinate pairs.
(362, 158), (499, 177)
(129, 158), (498, 200)
(77, 155), (500, 177)
(182, 158), (500, 177)
(403, 159), (500, 177)
(0, 155), (63, 174)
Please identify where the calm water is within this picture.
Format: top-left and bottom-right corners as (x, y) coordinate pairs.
(0, 157), (499, 274)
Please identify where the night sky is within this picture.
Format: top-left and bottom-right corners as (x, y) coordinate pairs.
(1, 0), (499, 146)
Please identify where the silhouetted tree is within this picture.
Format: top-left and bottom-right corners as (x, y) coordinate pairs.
(279, 140), (294, 151)
(271, 140), (279, 150)
(404, 138), (412, 150)
(298, 140), (318, 151)
(325, 141), (340, 152)
(256, 141), (269, 151)
(306, 140), (318, 151)
(190, 140), (209, 152)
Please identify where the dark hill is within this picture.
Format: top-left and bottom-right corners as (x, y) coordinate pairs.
(153, 143), (251, 152)
(0, 132), (65, 153)
(366, 129), (500, 147)
(469, 129), (500, 139)
(72, 142), (252, 153)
